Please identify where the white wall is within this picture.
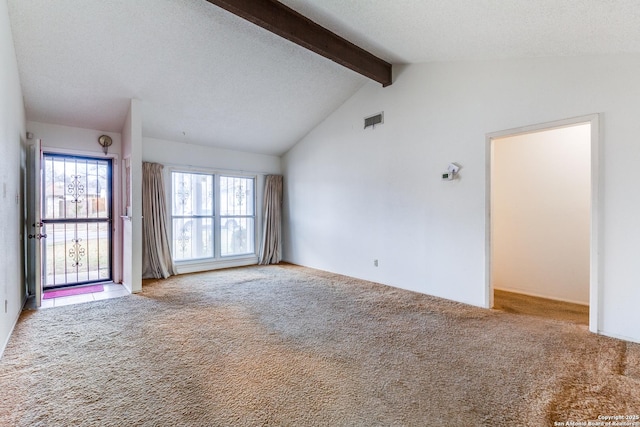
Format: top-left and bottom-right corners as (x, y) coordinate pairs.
(142, 137), (281, 273)
(282, 54), (640, 343)
(492, 125), (591, 304)
(142, 137), (281, 174)
(26, 121), (122, 156)
(0, 0), (27, 357)
(121, 99), (143, 293)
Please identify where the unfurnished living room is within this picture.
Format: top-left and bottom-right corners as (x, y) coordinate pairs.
(1, 1), (640, 425)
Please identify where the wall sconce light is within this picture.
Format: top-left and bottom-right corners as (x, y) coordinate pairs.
(98, 135), (113, 155)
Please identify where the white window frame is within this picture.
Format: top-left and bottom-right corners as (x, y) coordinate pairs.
(170, 171), (215, 262)
(218, 174), (257, 258)
(169, 168), (259, 273)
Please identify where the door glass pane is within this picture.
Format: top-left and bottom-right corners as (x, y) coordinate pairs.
(44, 156), (110, 220)
(44, 222), (110, 287)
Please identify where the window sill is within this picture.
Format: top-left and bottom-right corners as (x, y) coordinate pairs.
(174, 255), (259, 275)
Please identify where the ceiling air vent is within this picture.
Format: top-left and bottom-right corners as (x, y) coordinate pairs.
(364, 112), (384, 129)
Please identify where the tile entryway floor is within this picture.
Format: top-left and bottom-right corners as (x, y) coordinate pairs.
(24, 283), (129, 309)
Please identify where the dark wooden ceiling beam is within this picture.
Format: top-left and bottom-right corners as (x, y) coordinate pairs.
(206, 0), (392, 87)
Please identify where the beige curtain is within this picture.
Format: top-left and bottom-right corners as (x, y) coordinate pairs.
(142, 162), (177, 279)
(259, 175), (283, 265)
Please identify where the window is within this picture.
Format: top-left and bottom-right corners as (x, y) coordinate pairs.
(171, 171), (255, 262)
(172, 172), (214, 261)
(220, 176), (255, 256)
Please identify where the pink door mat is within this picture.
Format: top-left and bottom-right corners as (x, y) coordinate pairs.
(43, 284), (104, 299)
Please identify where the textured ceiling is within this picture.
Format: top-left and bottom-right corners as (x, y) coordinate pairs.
(7, 0), (367, 155)
(8, 0), (640, 155)
(280, 0), (640, 63)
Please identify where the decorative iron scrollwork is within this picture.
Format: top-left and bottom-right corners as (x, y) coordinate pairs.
(177, 181), (190, 206)
(235, 184), (245, 209)
(177, 223), (191, 255)
(69, 238), (86, 267)
(68, 175), (86, 203)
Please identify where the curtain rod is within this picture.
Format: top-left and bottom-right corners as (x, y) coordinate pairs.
(144, 160), (280, 177)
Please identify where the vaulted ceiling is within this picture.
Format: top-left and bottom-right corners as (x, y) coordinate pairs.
(8, 0), (640, 155)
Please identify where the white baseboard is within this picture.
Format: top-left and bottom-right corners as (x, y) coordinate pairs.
(121, 281), (134, 294)
(597, 330), (640, 344)
(0, 297), (26, 360)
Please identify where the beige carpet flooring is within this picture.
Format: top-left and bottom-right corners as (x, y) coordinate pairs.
(1, 264), (639, 426)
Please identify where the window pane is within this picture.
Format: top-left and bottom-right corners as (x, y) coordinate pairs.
(172, 172), (213, 216)
(44, 221), (110, 286)
(44, 156), (110, 220)
(221, 217), (254, 256)
(220, 176), (254, 216)
(172, 217), (213, 261)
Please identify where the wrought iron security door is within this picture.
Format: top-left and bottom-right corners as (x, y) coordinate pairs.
(42, 154), (112, 289)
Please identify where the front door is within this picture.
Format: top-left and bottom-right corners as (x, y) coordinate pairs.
(41, 153), (113, 289)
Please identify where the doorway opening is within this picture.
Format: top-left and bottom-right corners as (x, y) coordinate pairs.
(486, 115), (599, 332)
(41, 153), (113, 290)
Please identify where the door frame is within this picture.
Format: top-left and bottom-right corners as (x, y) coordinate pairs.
(26, 139), (43, 306)
(41, 152), (115, 289)
(485, 114), (600, 333)
(36, 146), (121, 291)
